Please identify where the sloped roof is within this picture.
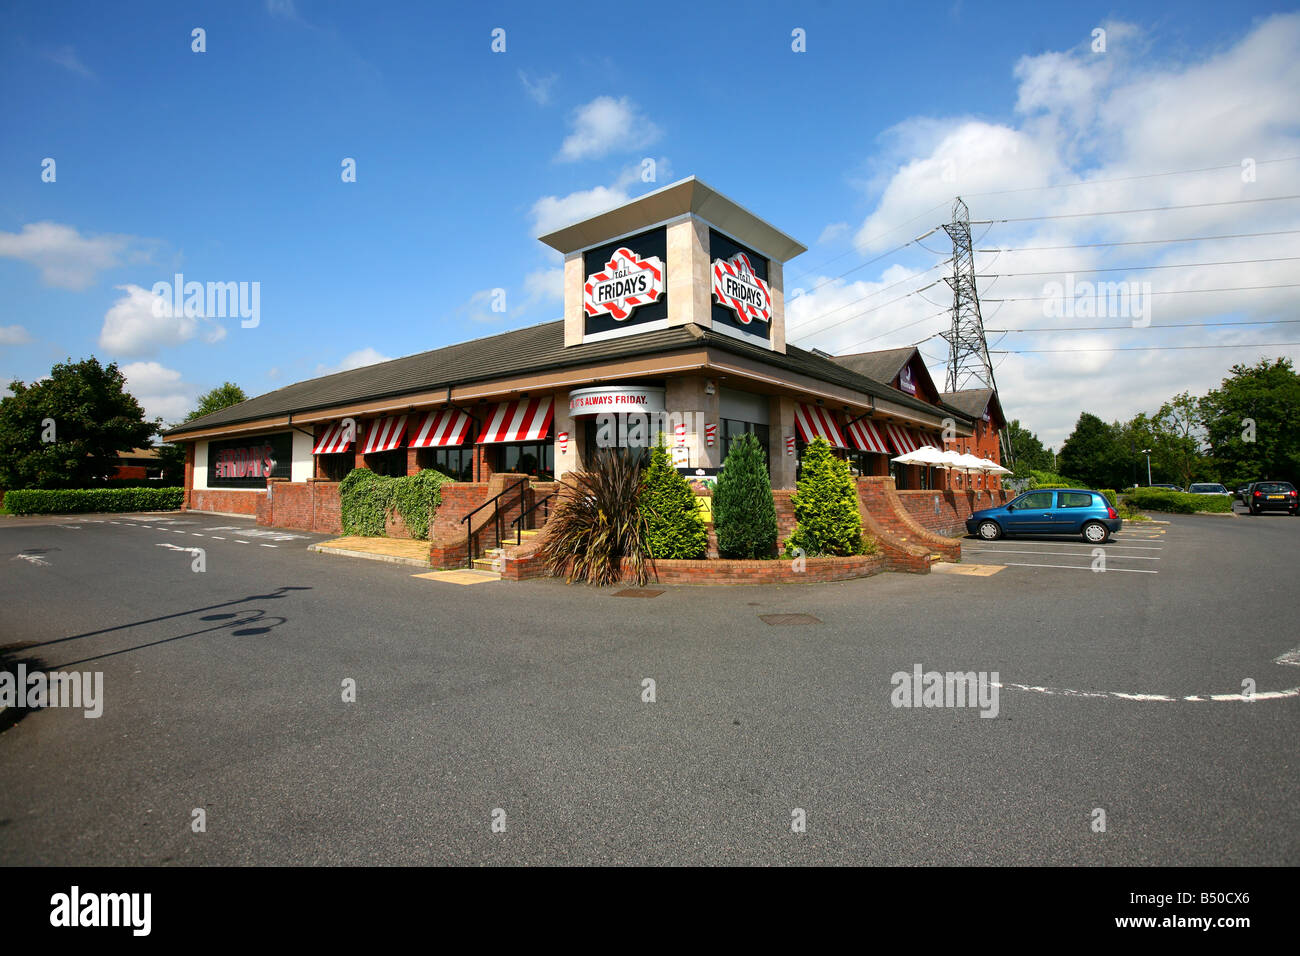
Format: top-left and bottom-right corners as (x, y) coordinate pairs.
(829, 347), (917, 384)
(165, 320), (970, 439)
(940, 388), (996, 419)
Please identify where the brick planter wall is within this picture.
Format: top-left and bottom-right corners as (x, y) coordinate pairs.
(611, 553), (885, 585)
(854, 477), (949, 572)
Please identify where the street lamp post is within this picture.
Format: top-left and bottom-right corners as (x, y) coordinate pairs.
(1141, 449), (1152, 487)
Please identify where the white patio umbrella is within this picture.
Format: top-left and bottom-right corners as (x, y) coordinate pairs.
(891, 445), (950, 467)
(979, 458), (1012, 475)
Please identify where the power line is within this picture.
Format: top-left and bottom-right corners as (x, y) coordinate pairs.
(833, 309), (951, 354)
(787, 200), (950, 283)
(978, 255), (1300, 279)
(977, 228), (1300, 253)
(787, 259), (950, 335)
(791, 280), (944, 341)
(987, 318), (1300, 333)
(960, 156), (1300, 199)
(971, 194), (1300, 225)
(983, 282), (1300, 303)
(994, 342), (1300, 354)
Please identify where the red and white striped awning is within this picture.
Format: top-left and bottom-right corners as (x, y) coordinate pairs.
(846, 418), (890, 455)
(312, 421), (354, 455)
(477, 396), (553, 444)
(408, 408), (474, 448)
(884, 424), (923, 455)
(362, 415), (408, 454)
(794, 404), (847, 448)
(919, 432), (945, 449)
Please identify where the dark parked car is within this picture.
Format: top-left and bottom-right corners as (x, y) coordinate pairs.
(1245, 481), (1298, 515)
(1147, 483), (1184, 492)
(1236, 483), (1253, 502)
(967, 489), (1123, 543)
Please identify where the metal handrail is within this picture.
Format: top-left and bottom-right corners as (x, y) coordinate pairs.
(510, 493), (555, 545)
(461, 476), (528, 567)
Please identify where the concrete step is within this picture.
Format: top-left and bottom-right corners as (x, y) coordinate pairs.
(472, 557), (504, 572)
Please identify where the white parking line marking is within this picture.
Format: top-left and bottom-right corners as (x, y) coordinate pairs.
(1274, 647), (1300, 667)
(995, 561), (1158, 574)
(210, 536), (225, 540)
(974, 542), (1163, 551)
(260, 544), (277, 548)
(997, 681), (1300, 703)
(190, 533), (204, 537)
(968, 549), (1159, 560)
(236, 540), (250, 544)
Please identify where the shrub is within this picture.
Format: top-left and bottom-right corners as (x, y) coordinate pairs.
(1097, 488), (1118, 508)
(339, 467), (452, 539)
(713, 432), (778, 559)
(639, 439), (707, 559)
(784, 437), (864, 557)
(1121, 487), (1234, 514)
(537, 448), (650, 586)
(3, 487), (184, 515)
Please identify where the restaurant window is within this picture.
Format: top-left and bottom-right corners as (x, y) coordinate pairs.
(417, 446), (473, 481)
(582, 414), (661, 466)
(722, 419), (769, 466)
(317, 454), (352, 481)
(889, 459), (908, 490)
(501, 442), (554, 480)
(365, 449), (407, 477)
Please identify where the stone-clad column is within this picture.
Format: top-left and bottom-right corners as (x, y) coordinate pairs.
(769, 395), (797, 489)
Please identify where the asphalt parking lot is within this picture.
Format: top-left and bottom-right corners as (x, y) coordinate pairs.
(1, 508), (1297, 865)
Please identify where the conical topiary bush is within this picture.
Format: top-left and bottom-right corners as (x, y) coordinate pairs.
(713, 432), (777, 559)
(639, 438), (708, 559)
(785, 437), (864, 556)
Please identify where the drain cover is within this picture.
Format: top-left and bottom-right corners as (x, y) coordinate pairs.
(759, 613), (821, 626)
(614, 588), (665, 598)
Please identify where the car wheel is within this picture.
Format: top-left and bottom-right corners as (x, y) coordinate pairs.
(1082, 521), (1110, 544)
(978, 520), (1002, 541)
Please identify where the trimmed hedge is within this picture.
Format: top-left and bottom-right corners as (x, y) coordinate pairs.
(1097, 488), (1118, 508)
(339, 467), (452, 539)
(1121, 487), (1234, 514)
(3, 487), (184, 515)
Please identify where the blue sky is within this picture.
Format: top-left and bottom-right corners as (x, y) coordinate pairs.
(2, 0), (1298, 446)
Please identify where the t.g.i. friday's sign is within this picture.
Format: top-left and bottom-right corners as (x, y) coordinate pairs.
(583, 247), (664, 321)
(712, 252), (771, 325)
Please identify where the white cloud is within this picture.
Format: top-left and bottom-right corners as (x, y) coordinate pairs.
(0, 222), (148, 290)
(802, 12), (1300, 447)
(99, 284), (199, 358)
(530, 185), (632, 237)
(519, 70), (558, 106)
(557, 95), (661, 162)
(529, 159), (671, 237)
(266, 0), (297, 18)
(46, 45), (94, 79)
(0, 325), (33, 346)
(122, 361), (196, 423)
(316, 347), (393, 375)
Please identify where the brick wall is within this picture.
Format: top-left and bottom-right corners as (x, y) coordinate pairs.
(614, 554), (885, 585)
(896, 487), (1009, 537)
(189, 489), (261, 515)
(256, 479), (343, 533)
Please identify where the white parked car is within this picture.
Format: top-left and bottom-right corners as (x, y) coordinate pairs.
(1187, 483), (1230, 496)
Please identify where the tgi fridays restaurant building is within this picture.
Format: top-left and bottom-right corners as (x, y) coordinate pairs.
(166, 178), (1008, 566)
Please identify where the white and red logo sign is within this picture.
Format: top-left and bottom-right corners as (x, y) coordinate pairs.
(675, 422), (687, 446)
(583, 247), (664, 321)
(705, 423), (717, 446)
(899, 364), (916, 396)
(785, 435), (796, 456)
(558, 431), (569, 454)
(712, 252), (771, 325)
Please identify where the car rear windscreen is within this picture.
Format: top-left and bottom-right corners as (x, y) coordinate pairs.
(1255, 482), (1294, 492)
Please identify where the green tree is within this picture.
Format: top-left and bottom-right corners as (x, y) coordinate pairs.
(156, 382), (250, 482)
(639, 439), (708, 559)
(1200, 358), (1300, 488)
(0, 357), (157, 489)
(713, 432), (777, 559)
(1006, 419), (1053, 476)
(1057, 412), (1124, 489)
(785, 437), (863, 556)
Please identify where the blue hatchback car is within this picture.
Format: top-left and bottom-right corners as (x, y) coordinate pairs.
(966, 489), (1123, 543)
